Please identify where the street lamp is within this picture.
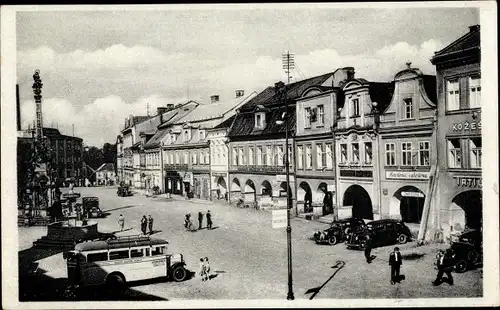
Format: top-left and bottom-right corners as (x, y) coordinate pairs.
(275, 81), (294, 300)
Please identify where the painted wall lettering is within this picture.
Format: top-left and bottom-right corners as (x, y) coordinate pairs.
(454, 176), (482, 188)
(452, 120), (481, 132)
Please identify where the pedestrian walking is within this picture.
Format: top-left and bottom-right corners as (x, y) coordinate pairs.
(433, 249), (455, 286)
(364, 234), (373, 263)
(148, 215), (154, 234)
(198, 211), (204, 230)
(389, 247), (403, 284)
(204, 257), (211, 280)
(140, 215), (148, 235)
(206, 210), (213, 230)
(199, 258), (207, 281)
(118, 214), (125, 231)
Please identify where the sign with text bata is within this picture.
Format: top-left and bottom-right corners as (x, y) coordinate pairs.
(386, 171), (430, 180)
(272, 209), (288, 229)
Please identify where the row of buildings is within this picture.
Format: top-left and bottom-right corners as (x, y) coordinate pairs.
(116, 25), (481, 240)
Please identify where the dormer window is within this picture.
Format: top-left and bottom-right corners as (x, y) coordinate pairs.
(199, 129), (205, 140)
(352, 99), (360, 117)
(184, 130), (190, 142)
(403, 98), (413, 119)
(255, 112), (266, 129)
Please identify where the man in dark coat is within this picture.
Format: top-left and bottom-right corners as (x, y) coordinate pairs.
(198, 211), (204, 230)
(389, 247), (403, 284)
(206, 210), (213, 230)
(433, 249), (455, 286)
(364, 234), (373, 263)
(140, 215), (148, 235)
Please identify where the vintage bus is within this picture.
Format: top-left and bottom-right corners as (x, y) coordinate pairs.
(65, 235), (187, 288)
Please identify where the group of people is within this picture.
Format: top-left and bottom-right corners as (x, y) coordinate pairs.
(116, 214), (154, 235)
(184, 210), (213, 231)
(198, 257), (212, 281)
(363, 241), (456, 286)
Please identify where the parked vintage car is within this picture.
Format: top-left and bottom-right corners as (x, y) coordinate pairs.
(117, 185), (133, 197)
(448, 229), (482, 273)
(313, 218), (365, 245)
(82, 197), (103, 218)
(346, 219), (412, 250)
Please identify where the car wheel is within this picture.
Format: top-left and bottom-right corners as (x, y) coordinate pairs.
(397, 233), (408, 244)
(328, 235), (337, 245)
(455, 260), (468, 273)
(106, 273), (126, 289)
(172, 265), (187, 282)
(468, 250), (479, 264)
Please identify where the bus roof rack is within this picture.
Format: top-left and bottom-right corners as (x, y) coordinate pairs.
(106, 235), (151, 245)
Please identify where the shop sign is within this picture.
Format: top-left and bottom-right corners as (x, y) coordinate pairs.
(401, 191), (425, 198)
(276, 175), (295, 182)
(454, 176), (482, 188)
(340, 170), (373, 178)
(386, 171), (430, 180)
(272, 209), (288, 229)
(452, 120), (481, 132)
(212, 172), (226, 177)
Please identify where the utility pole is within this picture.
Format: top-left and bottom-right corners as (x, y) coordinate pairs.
(282, 50), (295, 300)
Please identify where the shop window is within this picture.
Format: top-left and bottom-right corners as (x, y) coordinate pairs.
(351, 143), (360, 163)
(418, 141), (430, 166)
(447, 80), (460, 111)
(340, 144), (348, 164)
(297, 146), (304, 169)
(306, 145), (312, 169)
(385, 143), (395, 166)
(401, 142), (413, 166)
(364, 142), (372, 165)
(469, 77), (481, 108)
(448, 139), (462, 168)
(469, 138), (482, 168)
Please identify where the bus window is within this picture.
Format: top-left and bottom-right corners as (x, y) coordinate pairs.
(109, 250), (130, 260)
(151, 246), (165, 256)
(87, 252), (108, 263)
(130, 248), (144, 258)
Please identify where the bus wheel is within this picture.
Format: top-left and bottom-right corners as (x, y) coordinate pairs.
(172, 265), (187, 282)
(106, 273), (126, 290)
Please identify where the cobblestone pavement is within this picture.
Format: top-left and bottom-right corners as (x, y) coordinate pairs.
(19, 186), (482, 300)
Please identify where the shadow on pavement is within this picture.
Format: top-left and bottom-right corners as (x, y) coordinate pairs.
(104, 205), (139, 212)
(305, 260), (346, 300)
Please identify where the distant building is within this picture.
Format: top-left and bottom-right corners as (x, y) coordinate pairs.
(96, 163), (116, 186)
(431, 25), (482, 239)
(17, 127), (83, 183)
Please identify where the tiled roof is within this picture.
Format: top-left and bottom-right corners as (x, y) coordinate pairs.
(422, 75), (437, 104)
(369, 82), (395, 113)
(228, 107), (296, 138)
(433, 25), (480, 57)
(143, 128), (169, 150)
(157, 101), (200, 130)
(238, 72), (334, 113)
(213, 115), (235, 130)
(97, 163), (115, 172)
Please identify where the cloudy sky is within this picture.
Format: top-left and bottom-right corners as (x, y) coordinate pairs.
(16, 5), (479, 146)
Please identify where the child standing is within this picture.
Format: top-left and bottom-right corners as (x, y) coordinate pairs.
(204, 257), (211, 280)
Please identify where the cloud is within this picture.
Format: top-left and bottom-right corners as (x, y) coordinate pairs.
(20, 94), (187, 147)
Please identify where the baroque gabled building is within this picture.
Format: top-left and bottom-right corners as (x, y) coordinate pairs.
(431, 25), (482, 240)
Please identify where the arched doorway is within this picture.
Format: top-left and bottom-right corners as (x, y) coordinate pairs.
(318, 182), (333, 216)
(244, 179), (256, 206)
(216, 177), (227, 200)
(451, 190), (482, 230)
(231, 178), (241, 203)
(391, 186), (425, 223)
(343, 185), (373, 220)
(298, 182), (313, 213)
(261, 180), (272, 196)
(280, 181), (293, 207)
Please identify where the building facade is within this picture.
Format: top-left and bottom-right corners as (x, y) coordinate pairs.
(376, 65), (437, 234)
(431, 25), (482, 239)
(295, 67), (355, 218)
(96, 163), (117, 185)
(335, 79), (394, 221)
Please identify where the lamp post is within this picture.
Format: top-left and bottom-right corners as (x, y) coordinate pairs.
(275, 80), (294, 300)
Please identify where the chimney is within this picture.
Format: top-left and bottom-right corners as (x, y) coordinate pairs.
(344, 67), (355, 80)
(235, 90), (245, 98)
(210, 95), (219, 103)
(16, 84), (21, 131)
(469, 24), (480, 32)
(167, 104), (175, 110)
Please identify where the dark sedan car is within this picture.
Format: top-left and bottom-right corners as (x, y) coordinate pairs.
(346, 219), (412, 250)
(313, 218), (365, 245)
(448, 229), (482, 273)
(117, 185), (133, 197)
